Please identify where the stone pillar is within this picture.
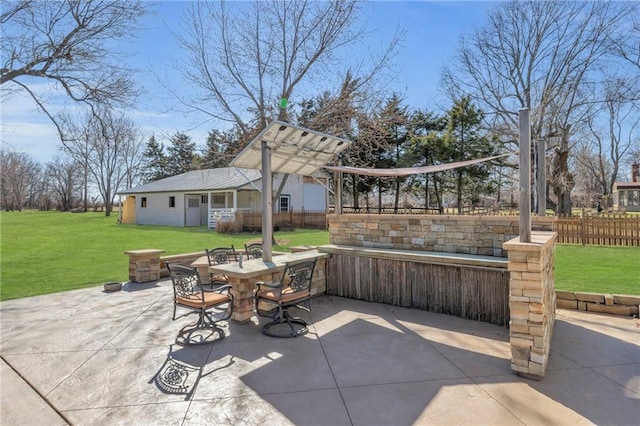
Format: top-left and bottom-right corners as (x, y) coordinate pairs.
(124, 249), (165, 283)
(228, 270), (280, 323)
(503, 232), (557, 380)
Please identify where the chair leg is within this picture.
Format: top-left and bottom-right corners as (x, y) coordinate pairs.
(175, 310), (225, 346)
(261, 306), (308, 338)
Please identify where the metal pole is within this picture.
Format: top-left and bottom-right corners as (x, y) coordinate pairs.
(537, 138), (546, 217)
(261, 140), (273, 261)
(335, 162), (343, 215)
(519, 109), (532, 242)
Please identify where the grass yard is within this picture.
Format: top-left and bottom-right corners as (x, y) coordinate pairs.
(0, 211), (329, 301)
(1, 211), (638, 300)
(554, 244), (639, 295)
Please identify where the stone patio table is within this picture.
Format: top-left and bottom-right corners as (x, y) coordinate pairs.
(209, 250), (328, 322)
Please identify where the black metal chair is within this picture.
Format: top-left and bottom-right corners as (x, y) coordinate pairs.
(254, 259), (317, 338)
(205, 246), (238, 289)
(244, 242), (263, 259)
(167, 263), (233, 346)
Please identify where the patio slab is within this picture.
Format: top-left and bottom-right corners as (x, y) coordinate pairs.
(1, 281), (639, 425)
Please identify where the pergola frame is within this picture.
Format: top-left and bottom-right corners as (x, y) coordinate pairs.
(230, 121), (351, 261)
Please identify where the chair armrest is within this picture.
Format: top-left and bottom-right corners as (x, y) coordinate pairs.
(256, 281), (280, 289)
(204, 285), (232, 294)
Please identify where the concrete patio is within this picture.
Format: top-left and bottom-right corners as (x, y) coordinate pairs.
(1, 279), (638, 425)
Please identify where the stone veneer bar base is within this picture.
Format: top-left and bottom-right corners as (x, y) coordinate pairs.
(503, 232), (557, 380)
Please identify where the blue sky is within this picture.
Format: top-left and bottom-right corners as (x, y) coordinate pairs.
(1, 1), (496, 164)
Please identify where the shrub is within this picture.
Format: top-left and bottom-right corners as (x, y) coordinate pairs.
(216, 219), (242, 234)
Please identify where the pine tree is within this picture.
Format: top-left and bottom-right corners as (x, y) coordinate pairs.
(378, 94), (409, 212)
(166, 132), (197, 176)
(445, 96), (499, 213)
(142, 135), (169, 182)
(201, 129), (237, 169)
(406, 110), (448, 213)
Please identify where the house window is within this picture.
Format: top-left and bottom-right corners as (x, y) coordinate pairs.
(169, 196), (175, 208)
(279, 195), (290, 212)
(141, 197), (147, 208)
(201, 194), (208, 204)
(188, 198), (199, 208)
(211, 194), (225, 208)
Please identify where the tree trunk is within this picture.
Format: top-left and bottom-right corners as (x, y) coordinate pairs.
(456, 170), (463, 215)
(377, 178), (382, 214)
(551, 149), (575, 217)
(393, 179), (400, 213)
(351, 175), (359, 210)
(433, 176), (444, 214)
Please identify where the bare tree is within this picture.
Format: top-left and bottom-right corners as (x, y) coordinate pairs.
(61, 107), (141, 216)
(0, 148), (41, 211)
(119, 131), (144, 191)
(609, 10), (640, 71)
(174, 0), (398, 212)
(46, 155), (82, 211)
(442, 0), (635, 216)
(1, 0), (149, 134)
(577, 76), (640, 200)
(176, 0), (391, 135)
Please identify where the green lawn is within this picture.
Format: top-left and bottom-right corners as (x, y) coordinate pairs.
(0, 211), (329, 301)
(1, 211), (638, 300)
(554, 244), (639, 295)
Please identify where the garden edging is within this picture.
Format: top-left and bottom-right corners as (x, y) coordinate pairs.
(556, 290), (639, 317)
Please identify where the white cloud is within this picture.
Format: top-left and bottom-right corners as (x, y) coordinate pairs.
(1, 84), (62, 162)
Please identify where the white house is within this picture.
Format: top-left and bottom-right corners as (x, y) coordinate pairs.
(118, 167), (328, 228)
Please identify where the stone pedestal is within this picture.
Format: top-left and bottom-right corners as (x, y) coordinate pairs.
(503, 232), (557, 380)
(124, 249), (165, 283)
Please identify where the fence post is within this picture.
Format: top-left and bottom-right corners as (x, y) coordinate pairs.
(581, 208), (586, 245)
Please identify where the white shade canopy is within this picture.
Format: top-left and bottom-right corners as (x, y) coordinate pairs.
(230, 120), (351, 176)
(323, 154), (509, 177)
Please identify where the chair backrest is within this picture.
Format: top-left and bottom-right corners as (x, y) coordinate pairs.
(167, 263), (201, 299)
(280, 259), (317, 294)
(205, 246), (238, 267)
(244, 242), (263, 259)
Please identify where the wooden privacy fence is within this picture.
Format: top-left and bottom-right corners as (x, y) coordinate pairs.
(238, 210), (328, 231)
(554, 215), (640, 246)
(325, 253), (511, 326)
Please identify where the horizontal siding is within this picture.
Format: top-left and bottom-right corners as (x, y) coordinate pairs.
(135, 193), (184, 226)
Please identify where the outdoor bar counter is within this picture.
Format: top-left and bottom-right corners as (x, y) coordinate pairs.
(209, 249), (329, 322)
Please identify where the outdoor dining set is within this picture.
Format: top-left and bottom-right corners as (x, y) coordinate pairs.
(166, 243), (317, 345)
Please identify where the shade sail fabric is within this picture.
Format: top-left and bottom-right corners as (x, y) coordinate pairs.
(323, 154), (509, 177)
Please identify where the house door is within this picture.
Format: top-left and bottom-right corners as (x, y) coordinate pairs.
(186, 196), (201, 226)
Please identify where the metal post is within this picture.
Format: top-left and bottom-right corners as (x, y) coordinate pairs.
(537, 138), (546, 217)
(261, 140), (273, 261)
(519, 109), (532, 242)
(335, 165), (343, 215)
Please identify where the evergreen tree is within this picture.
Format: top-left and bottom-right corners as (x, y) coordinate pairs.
(406, 110), (448, 213)
(142, 135), (168, 182)
(166, 132), (197, 176)
(444, 96), (499, 213)
(377, 94), (409, 212)
(201, 128), (238, 169)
